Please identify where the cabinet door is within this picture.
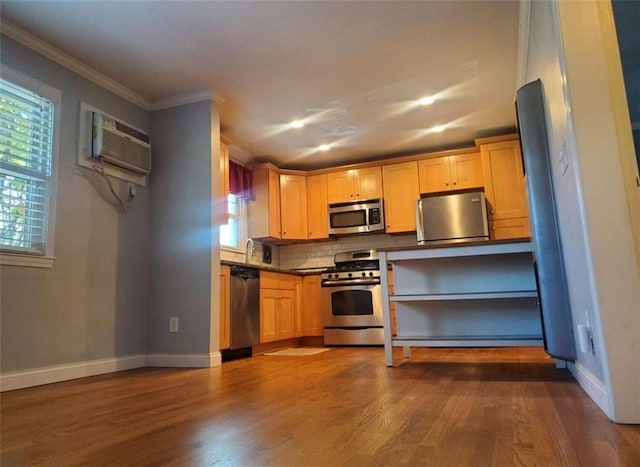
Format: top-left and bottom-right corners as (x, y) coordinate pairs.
(354, 167), (383, 200)
(490, 217), (531, 240)
(302, 275), (323, 336)
(326, 170), (354, 204)
(268, 170), (282, 238)
(418, 157), (451, 193)
(276, 290), (296, 340)
(247, 167), (282, 240)
(217, 137), (230, 225)
(481, 140), (528, 221)
(260, 289), (280, 343)
(280, 174), (308, 240)
(382, 161), (420, 233)
(450, 152), (483, 190)
(293, 278), (304, 337)
(219, 265), (230, 350)
(307, 174), (329, 239)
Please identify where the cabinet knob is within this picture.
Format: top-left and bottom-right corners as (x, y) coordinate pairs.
(490, 210), (495, 214)
(445, 182), (449, 186)
(491, 227), (496, 231)
(453, 182), (457, 185)
(356, 193), (359, 197)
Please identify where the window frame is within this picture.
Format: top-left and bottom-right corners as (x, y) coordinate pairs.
(0, 66), (60, 269)
(219, 193), (248, 253)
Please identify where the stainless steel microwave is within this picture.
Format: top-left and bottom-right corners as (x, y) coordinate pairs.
(328, 199), (385, 235)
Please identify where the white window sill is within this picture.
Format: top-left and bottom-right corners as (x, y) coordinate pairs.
(220, 245), (244, 254)
(0, 252), (55, 269)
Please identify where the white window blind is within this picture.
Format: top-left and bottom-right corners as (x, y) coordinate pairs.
(0, 77), (54, 254)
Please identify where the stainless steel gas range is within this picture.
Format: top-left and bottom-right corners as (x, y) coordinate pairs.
(321, 250), (384, 345)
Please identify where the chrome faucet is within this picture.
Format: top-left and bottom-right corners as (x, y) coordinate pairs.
(245, 238), (255, 262)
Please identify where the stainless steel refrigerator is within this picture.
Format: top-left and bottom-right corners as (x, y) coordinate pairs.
(516, 79), (576, 361)
(416, 190), (490, 244)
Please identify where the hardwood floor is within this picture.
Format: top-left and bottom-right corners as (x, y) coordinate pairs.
(2, 347), (639, 466)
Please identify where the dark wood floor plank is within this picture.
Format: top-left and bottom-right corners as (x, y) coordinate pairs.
(1, 347), (639, 466)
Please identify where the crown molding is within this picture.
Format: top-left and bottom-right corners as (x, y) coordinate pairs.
(1, 19), (226, 112)
(150, 89), (226, 111)
(0, 18), (152, 109)
(516, 0), (531, 89)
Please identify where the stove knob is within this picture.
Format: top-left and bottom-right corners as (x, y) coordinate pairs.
(334, 274), (339, 279)
(347, 273), (352, 278)
(369, 272), (374, 277)
(361, 272), (366, 277)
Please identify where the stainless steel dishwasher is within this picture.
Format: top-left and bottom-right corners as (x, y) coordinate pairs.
(229, 265), (260, 350)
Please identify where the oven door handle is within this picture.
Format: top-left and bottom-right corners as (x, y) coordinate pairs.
(321, 278), (381, 287)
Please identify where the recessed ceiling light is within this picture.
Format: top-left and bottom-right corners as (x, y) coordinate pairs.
(431, 125), (446, 133)
(319, 144), (331, 151)
(291, 120), (304, 129)
(419, 96), (435, 106)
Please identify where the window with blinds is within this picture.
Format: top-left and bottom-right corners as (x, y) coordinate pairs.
(0, 77), (55, 255)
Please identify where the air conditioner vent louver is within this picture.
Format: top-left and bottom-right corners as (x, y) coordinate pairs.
(91, 112), (151, 175)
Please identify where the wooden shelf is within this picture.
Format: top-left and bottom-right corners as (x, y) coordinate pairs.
(390, 290), (538, 302)
(391, 336), (543, 348)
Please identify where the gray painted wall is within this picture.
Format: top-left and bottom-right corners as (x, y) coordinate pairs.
(526, 1), (640, 422)
(0, 36), (150, 372)
(148, 101), (220, 356)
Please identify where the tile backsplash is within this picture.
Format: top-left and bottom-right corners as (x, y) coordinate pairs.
(279, 233), (418, 270)
(221, 233), (418, 270)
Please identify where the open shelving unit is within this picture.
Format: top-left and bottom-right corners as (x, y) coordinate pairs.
(378, 239), (543, 366)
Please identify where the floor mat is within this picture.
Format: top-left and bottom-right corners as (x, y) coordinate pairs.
(263, 347), (331, 356)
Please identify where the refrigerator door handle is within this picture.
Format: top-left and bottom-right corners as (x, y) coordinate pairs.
(415, 199), (426, 243)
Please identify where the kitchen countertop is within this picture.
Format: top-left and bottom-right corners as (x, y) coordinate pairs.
(376, 237), (531, 253)
(220, 259), (326, 276)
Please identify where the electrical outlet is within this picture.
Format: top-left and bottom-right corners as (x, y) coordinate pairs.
(169, 317), (179, 333)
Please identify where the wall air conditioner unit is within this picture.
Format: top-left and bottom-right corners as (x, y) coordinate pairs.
(91, 112), (151, 175)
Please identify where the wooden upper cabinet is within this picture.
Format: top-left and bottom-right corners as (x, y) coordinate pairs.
(418, 157), (450, 193)
(216, 136), (231, 225)
(418, 152), (483, 194)
(480, 139), (528, 221)
(280, 174), (308, 240)
(326, 167), (382, 203)
(248, 166), (282, 240)
(307, 174), (329, 239)
(356, 167), (383, 200)
(449, 153), (484, 190)
(382, 161), (420, 233)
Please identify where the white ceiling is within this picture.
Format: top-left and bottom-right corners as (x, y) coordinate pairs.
(0, 1), (522, 169)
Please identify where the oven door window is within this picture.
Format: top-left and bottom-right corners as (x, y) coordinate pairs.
(330, 210), (367, 229)
(331, 290), (374, 316)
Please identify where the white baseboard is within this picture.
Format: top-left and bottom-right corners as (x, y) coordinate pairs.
(1, 351), (223, 392)
(146, 352), (222, 368)
(0, 354), (146, 392)
(569, 361), (611, 418)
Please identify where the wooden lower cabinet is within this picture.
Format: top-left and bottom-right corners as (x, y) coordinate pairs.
(302, 275), (323, 337)
(219, 265), (231, 350)
(260, 271), (300, 343)
(490, 217), (531, 240)
(260, 288), (295, 343)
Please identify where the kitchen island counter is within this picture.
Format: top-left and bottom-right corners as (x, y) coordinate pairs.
(378, 239), (543, 366)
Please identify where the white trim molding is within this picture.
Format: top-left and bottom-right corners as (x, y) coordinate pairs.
(0, 18), (150, 109)
(150, 90), (226, 111)
(0, 19), (225, 111)
(146, 352), (222, 368)
(569, 361), (610, 419)
(516, 0), (532, 89)
(0, 355), (147, 392)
